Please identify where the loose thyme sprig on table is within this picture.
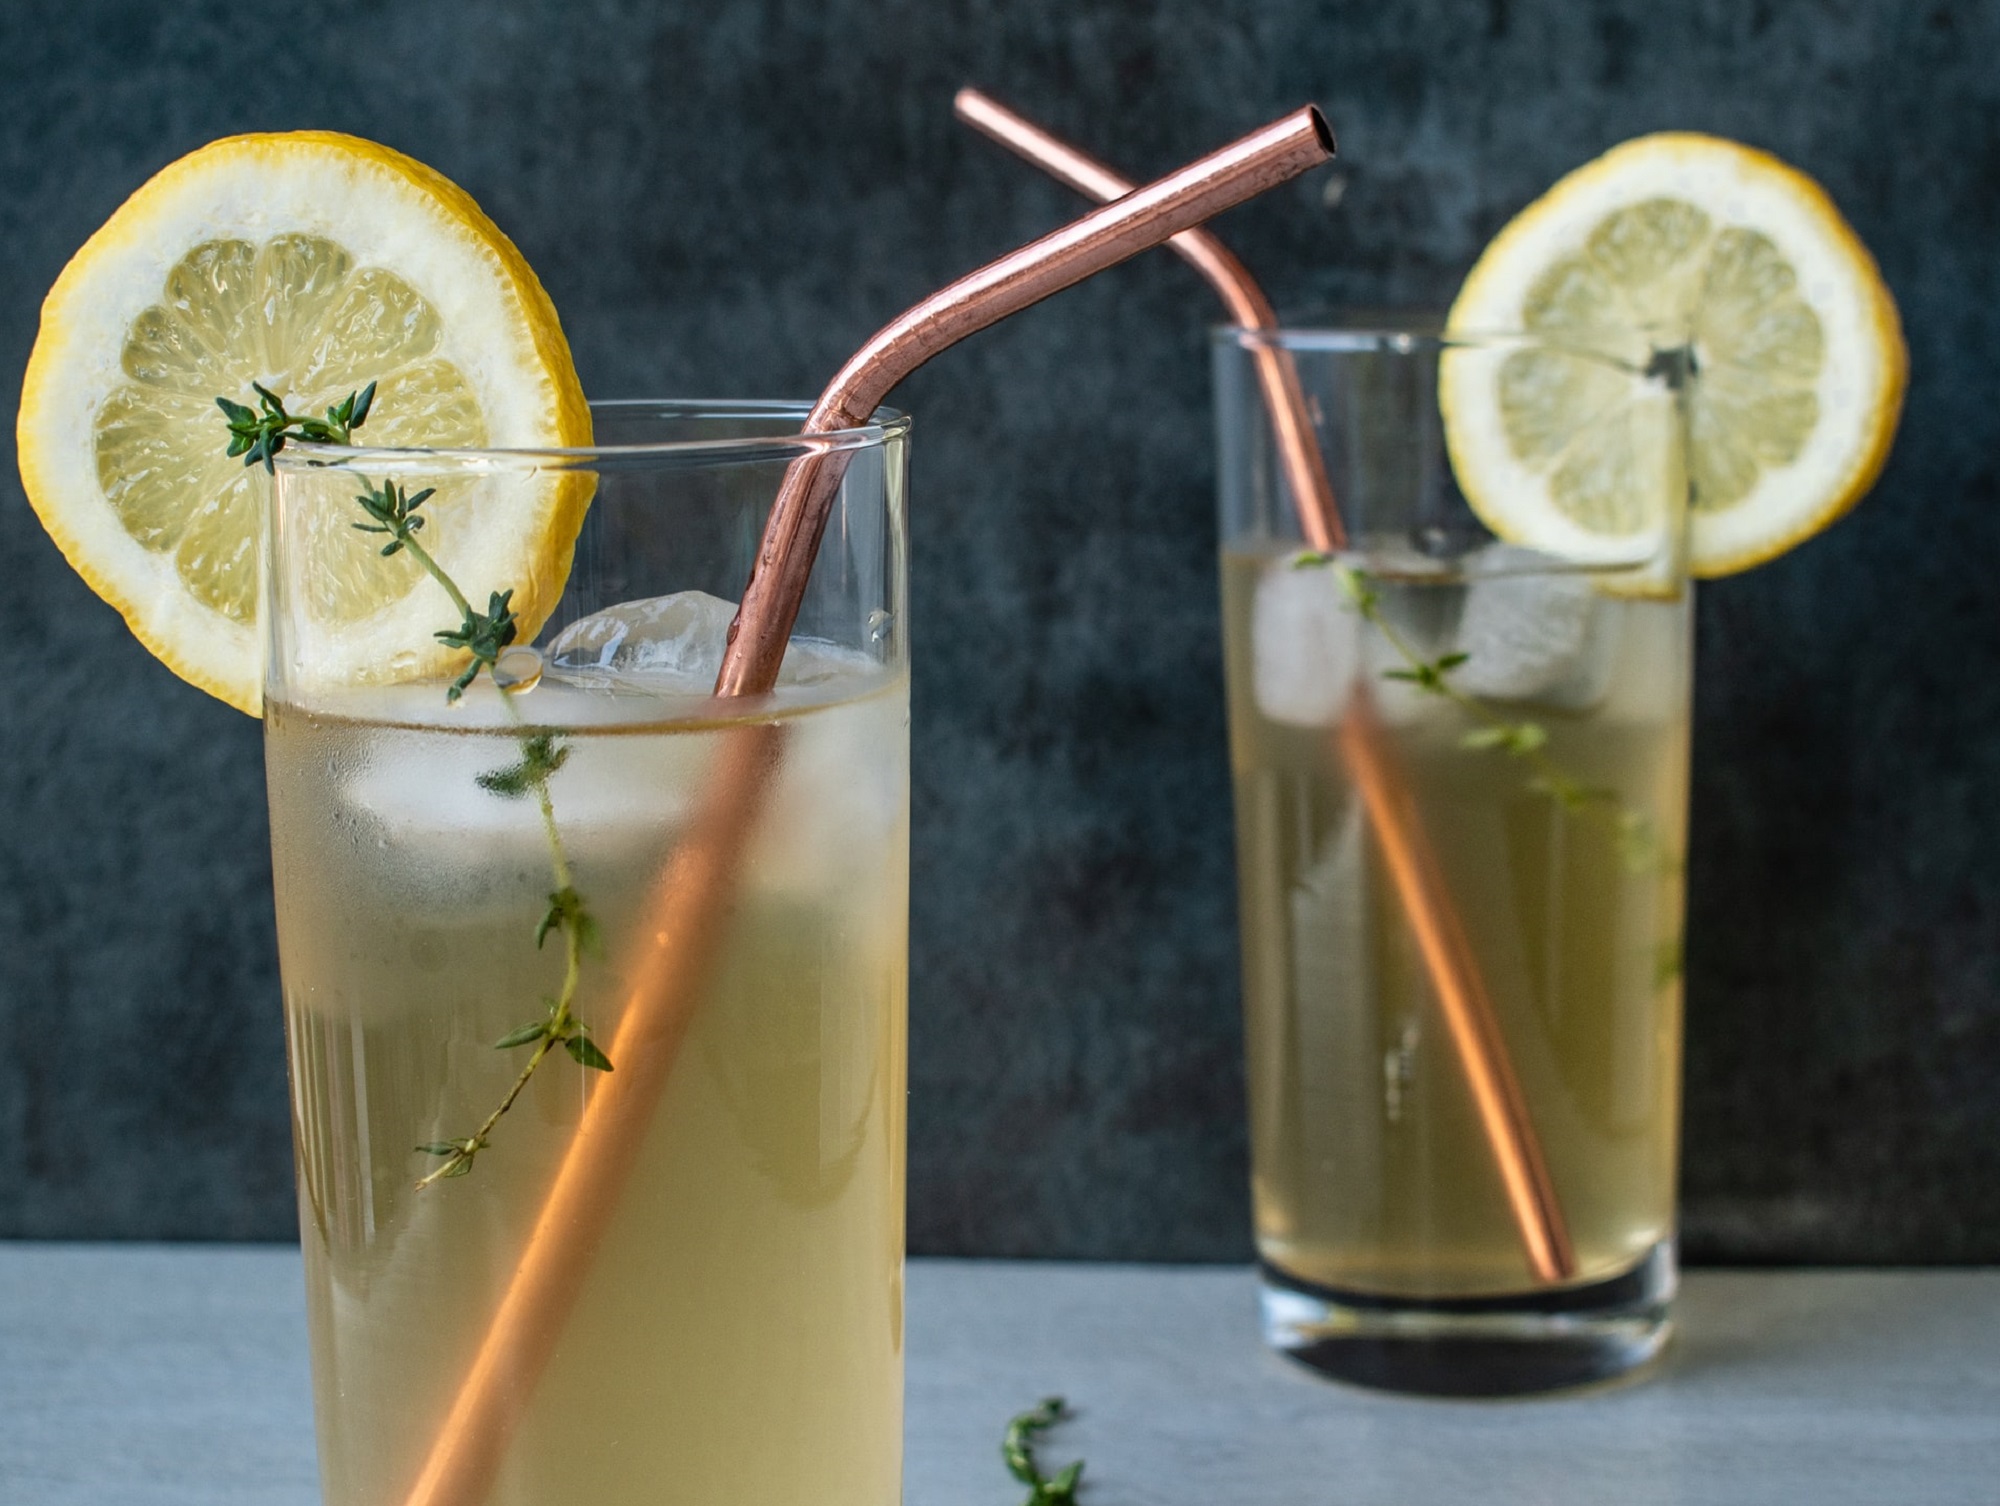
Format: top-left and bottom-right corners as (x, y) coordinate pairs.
(1002, 1398), (1084, 1506)
(220, 383), (609, 1188)
(1294, 550), (1671, 877)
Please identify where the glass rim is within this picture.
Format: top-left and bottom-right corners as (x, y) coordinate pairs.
(275, 398), (912, 475)
(1212, 318), (1604, 357)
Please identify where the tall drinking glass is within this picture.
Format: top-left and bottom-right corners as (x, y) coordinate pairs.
(265, 401), (909, 1504)
(1215, 325), (1690, 1394)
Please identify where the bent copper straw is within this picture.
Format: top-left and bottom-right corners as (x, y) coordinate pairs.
(400, 104), (1336, 1506)
(954, 87), (1576, 1286)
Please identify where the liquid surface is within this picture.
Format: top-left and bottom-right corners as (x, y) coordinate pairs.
(267, 666), (909, 1506)
(1222, 545), (1689, 1298)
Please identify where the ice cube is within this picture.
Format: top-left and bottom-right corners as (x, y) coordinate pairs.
(546, 591), (861, 692)
(335, 702), (698, 846)
(1452, 559), (1617, 709)
(547, 590), (738, 690)
(1253, 559), (1359, 727)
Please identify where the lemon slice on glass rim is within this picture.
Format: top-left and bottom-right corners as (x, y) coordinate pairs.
(1438, 132), (1906, 588)
(17, 130), (592, 715)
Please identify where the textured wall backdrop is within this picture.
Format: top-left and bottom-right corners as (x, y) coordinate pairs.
(1, 0), (1995, 1260)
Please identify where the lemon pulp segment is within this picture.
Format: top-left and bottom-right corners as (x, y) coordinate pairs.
(93, 234), (487, 626)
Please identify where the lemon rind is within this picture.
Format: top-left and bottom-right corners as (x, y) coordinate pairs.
(17, 131), (592, 716)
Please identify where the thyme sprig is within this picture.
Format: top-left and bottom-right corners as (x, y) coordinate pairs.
(218, 383), (609, 1188)
(1300, 552), (1671, 876)
(1002, 1398), (1084, 1506)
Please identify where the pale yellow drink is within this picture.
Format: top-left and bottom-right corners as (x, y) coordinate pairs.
(266, 665), (908, 1506)
(1221, 545), (1689, 1299)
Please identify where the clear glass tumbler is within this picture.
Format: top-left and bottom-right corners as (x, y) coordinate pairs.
(1214, 324), (1691, 1394)
(265, 401), (909, 1504)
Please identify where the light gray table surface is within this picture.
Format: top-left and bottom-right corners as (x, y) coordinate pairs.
(1, 1245), (1994, 1504)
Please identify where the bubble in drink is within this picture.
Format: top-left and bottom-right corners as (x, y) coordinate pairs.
(492, 645), (545, 691)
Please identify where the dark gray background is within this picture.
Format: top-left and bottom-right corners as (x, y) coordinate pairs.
(1, 1), (1993, 1261)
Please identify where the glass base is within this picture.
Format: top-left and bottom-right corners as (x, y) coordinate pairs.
(1259, 1238), (1675, 1397)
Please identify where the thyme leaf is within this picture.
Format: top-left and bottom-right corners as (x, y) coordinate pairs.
(217, 380), (376, 470)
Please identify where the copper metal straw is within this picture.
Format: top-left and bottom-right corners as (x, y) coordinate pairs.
(954, 87), (1575, 1285)
(717, 103), (1335, 696)
(401, 103), (1336, 1506)
(954, 88), (1338, 551)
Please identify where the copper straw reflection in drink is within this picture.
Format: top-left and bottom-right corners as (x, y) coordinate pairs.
(953, 87), (1576, 1285)
(400, 105), (1336, 1506)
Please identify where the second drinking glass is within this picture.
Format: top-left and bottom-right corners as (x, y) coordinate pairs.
(1215, 324), (1691, 1395)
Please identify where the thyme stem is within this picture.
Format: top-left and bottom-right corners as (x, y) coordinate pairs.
(392, 526), (475, 628)
(499, 690), (577, 895)
(414, 690), (600, 1191)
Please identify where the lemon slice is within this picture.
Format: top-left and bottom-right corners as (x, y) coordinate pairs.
(17, 131), (591, 714)
(1439, 132), (1906, 582)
